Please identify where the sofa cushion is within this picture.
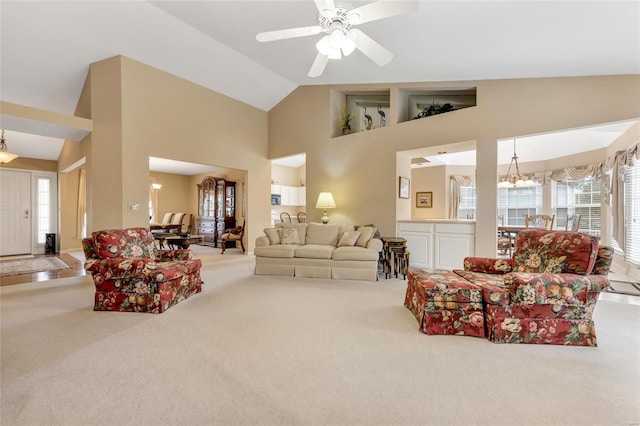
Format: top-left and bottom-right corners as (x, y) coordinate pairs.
(264, 228), (280, 245)
(338, 230), (361, 247)
(338, 225), (355, 242)
(279, 228), (300, 245)
(93, 228), (157, 260)
(332, 246), (379, 261)
(355, 226), (376, 248)
(305, 222), (339, 246)
(295, 244), (335, 259)
(276, 223), (308, 245)
(254, 244), (298, 258)
(512, 230), (599, 275)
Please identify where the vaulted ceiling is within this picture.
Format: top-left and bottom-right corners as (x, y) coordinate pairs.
(1, 1), (639, 164)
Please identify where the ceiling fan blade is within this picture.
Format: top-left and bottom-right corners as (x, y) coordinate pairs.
(308, 53), (329, 78)
(348, 0), (419, 25)
(348, 29), (393, 66)
(256, 26), (323, 43)
(314, 0), (336, 15)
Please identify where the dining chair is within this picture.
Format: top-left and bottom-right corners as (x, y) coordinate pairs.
(297, 212), (306, 223)
(221, 220), (245, 254)
(280, 212), (292, 223)
(565, 214), (582, 231)
(497, 215), (513, 256)
(525, 214), (555, 230)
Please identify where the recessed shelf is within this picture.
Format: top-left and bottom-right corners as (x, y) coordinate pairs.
(403, 88), (477, 123)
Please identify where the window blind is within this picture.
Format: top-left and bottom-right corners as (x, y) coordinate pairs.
(457, 186), (476, 220)
(624, 162), (640, 265)
(552, 177), (601, 235)
(497, 186), (542, 226)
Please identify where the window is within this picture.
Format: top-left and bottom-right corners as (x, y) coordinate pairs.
(37, 178), (51, 244)
(497, 186), (543, 226)
(624, 161), (640, 265)
(552, 177), (601, 236)
(457, 186), (476, 220)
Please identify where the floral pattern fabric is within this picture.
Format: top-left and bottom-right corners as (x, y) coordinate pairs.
(83, 228), (202, 314)
(405, 269), (485, 338)
(449, 231), (614, 346)
(92, 228), (158, 260)
(511, 230), (599, 275)
(462, 257), (512, 274)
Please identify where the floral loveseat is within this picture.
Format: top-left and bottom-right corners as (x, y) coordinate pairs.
(453, 229), (613, 346)
(254, 222), (382, 281)
(83, 227), (202, 313)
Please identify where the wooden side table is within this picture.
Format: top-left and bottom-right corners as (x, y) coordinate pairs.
(380, 237), (407, 279)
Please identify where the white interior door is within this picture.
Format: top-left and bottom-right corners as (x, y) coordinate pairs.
(0, 170), (32, 255)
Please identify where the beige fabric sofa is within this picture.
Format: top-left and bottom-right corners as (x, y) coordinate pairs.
(254, 222), (382, 282)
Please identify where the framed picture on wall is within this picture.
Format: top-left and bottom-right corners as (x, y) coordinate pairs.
(399, 177), (410, 199)
(416, 191), (433, 208)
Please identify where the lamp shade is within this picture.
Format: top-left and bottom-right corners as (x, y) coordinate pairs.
(315, 192), (336, 209)
(316, 192), (336, 224)
(151, 183), (162, 190)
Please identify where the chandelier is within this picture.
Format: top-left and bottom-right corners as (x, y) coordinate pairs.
(497, 139), (537, 188)
(0, 129), (19, 164)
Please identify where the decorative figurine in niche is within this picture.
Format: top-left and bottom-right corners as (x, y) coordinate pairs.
(338, 106), (352, 135)
(378, 105), (386, 127)
(363, 107), (373, 130)
(414, 101), (455, 119)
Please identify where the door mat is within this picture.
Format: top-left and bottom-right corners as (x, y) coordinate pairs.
(0, 257), (71, 277)
(607, 280), (640, 297)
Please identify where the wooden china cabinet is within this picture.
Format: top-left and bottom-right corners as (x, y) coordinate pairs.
(197, 177), (236, 248)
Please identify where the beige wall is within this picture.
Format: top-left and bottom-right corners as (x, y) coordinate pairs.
(54, 55), (270, 252)
(9, 64), (638, 257)
(150, 171), (193, 223)
(410, 166), (447, 219)
(0, 158), (57, 172)
(268, 75), (640, 256)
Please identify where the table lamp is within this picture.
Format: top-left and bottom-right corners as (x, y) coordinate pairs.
(315, 192), (336, 224)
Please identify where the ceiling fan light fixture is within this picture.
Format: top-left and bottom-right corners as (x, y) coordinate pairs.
(340, 34), (356, 56)
(316, 35), (331, 55)
(328, 46), (342, 60)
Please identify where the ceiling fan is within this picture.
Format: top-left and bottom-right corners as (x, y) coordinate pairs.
(256, 0), (419, 77)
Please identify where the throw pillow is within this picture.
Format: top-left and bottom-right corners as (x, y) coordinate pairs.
(279, 228), (300, 245)
(359, 224), (382, 240)
(264, 228), (280, 245)
(355, 226), (376, 248)
(338, 230), (361, 247)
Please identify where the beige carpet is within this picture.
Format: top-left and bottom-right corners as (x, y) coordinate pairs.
(1, 253), (639, 426)
(0, 256), (70, 277)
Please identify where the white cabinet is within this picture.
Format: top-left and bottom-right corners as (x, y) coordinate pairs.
(397, 222), (434, 269)
(397, 221), (475, 270)
(276, 185), (306, 206)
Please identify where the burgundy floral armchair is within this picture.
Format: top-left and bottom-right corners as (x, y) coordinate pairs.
(83, 227), (202, 313)
(453, 229), (613, 346)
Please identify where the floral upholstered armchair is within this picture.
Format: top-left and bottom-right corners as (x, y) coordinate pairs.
(83, 227), (202, 313)
(453, 229), (613, 346)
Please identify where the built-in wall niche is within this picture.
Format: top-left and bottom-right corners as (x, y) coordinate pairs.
(334, 90), (390, 136)
(401, 88), (477, 123)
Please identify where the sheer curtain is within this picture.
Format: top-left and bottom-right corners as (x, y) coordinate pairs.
(604, 142), (639, 251)
(449, 175), (474, 219)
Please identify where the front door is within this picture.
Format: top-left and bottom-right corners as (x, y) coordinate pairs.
(0, 169), (32, 255)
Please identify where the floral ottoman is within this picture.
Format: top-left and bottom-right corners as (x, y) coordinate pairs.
(405, 269), (485, 337)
